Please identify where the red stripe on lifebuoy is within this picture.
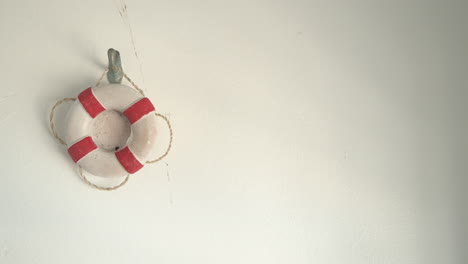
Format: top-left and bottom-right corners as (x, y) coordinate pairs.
(123, 98), (155, 124)
(67, 136), (98, 163)
(115, 146), (144, 174)
(78, 87), (106, 118)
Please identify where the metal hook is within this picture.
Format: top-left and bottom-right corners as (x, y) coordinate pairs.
(107, 48), (123, 84)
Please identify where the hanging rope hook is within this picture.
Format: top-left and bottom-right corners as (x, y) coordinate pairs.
(107, 48), (123, 84)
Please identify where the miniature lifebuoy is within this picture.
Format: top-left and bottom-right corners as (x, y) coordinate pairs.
(64, 84), (158, 177)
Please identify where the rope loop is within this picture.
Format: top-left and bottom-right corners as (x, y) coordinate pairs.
(49, 98), (76, 145)
(79, 166), (129, 191)
(146, 113), (173, 164)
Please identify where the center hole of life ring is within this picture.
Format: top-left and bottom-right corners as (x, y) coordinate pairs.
(90, 110), (131, 152)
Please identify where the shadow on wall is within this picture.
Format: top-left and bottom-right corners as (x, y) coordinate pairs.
(418, 90), (467, 264)
(455, 102), (468, 264)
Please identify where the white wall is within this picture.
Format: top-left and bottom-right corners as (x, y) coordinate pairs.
(0, 0), (466, 263)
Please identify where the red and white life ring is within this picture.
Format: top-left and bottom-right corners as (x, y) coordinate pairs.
(64, 84), (158, 177)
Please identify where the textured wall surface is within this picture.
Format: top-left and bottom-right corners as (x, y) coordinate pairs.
(0, 0), (467, 263)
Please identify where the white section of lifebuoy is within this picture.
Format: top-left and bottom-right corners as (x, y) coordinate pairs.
(127, 114), (158, 161)
(64, 84), (158, 177)
(93, 84), (142, 112)
(78, 148), (128, 177)
(65, 101), (92, 146)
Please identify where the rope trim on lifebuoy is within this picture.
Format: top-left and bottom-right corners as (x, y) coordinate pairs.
(49, 98), (76, 145)
(79, 166), (129, 191)
(69, 86), (157, 174)
(49, 68), (173, 190)
(145, 113), (173, 164)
